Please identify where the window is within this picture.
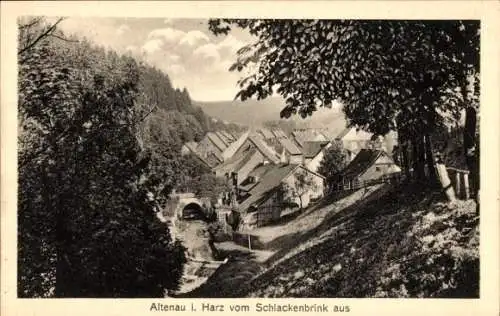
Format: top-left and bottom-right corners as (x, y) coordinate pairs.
(375, 166), (381, 172)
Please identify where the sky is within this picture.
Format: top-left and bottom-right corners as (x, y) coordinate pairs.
(56, 17), (255, 101)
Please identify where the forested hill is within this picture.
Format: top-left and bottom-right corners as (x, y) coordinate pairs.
(16, 17), (240, 298)
(138, 65), (246, 147)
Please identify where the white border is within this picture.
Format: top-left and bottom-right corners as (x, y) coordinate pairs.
(1, 1), (499, 316)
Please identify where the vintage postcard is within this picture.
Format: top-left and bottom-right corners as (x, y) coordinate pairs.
(1, 1), (499, 316)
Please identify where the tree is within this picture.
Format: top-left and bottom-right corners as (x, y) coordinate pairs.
(318, 141), (349, 187)
(282, 169), (319, 210)
(18, 17), (186, 298)
(208, 20), (479, 191)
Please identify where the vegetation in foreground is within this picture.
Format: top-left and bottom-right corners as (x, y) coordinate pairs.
(17, 17), (240, 298)
(235, 184), (479, 298)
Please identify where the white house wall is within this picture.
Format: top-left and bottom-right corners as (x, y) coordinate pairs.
(282, 168), (325, 208)
(358, 154), (400, 182)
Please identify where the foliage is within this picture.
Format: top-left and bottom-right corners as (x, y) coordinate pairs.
(208, 19), (480, 185)
(174, 154), (231, 205)
(282, 169), (318, 209)
(208, 19), (478, 133)
(374, 200), (479, 298)
(18, 17), (188, 298)
(317, 141), (349, 184)
(237, 185), (478, 298)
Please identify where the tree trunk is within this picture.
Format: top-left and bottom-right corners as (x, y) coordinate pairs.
(401, 142), (411, 180)
(425, 134), (437, 186)
(436, 163), (456, 202)
(418, 136), (427, 180)
(412, 137), (426, 181)
(463, 71), (479, 202)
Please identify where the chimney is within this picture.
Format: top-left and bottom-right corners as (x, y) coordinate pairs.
(280, 148), (288, 164)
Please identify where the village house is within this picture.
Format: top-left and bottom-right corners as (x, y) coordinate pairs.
(258, 127), (276, 141)
(196, 132), (230, 158)
(338, 148), (401, 191)
(181, 130), (241, 168)
(180, 140), (223, 168)
(334, 127), (400, 160)
(335, 127), (375, 161)
(301, 140), (332, 173)
(276, 136), (304, 165)
(292, 129), (329, 147)
(236, 163), (325, 227)
(213, 133), (281, 183)
(181, 141), (198, 157)
(271, 128), (287, 139)
(220, 130), (250, 161)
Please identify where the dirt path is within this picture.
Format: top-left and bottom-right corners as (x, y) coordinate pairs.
(179, 185), (392, 297)
(179, 243), (266, 298)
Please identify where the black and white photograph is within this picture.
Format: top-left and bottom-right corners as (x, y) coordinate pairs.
(3, 2), (499, 314)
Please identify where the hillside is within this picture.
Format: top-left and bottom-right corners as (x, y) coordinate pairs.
(138, 65), (245, 148)
(183, 183), (479, 298)
(194, 97), (346, 130)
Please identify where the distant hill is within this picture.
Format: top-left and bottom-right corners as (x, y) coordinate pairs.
(194, 97), (347, 131)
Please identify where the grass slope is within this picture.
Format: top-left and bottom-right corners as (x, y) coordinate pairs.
(238, 184), (479, 298)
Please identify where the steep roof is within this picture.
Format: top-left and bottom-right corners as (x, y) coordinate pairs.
(336, 127), (373, 141)
(207, 132), (228, 151)
(335, 127), (352, 140)
(238, 163), (299, 211)
(341, 149), (388, 178)
(183, 141), (198, 153)
(272, 128), (287, 139)
(249, 135), (280, 164)
(221, 130), (251, 161)
(302, 141), (330, 158)
(213, 147), (258, 175)
(320, 128), (340, 141)
(191, 150), (223, 169)
(278, 137), (303, 156)
(238, 163), (275, 192)
(215, 131), (231, 146)
(292, 130), (328, 146)
(220, 130), (236, 142)
(259, 128), (275, 140)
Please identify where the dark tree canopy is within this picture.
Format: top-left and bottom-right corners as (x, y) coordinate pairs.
(16, 17), (248, 298)
(208, 19), (479, 137)
(317, 141), (349, 184)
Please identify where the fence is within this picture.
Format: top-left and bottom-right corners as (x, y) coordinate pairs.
(332, 173), (401, 192)
(446, 167), (471, 200)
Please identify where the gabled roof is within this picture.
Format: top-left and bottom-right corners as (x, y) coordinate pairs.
(336, 127), (373, 141)
(206, 132), (228, 151)
(302, 141), (330, 158)
(183, 141), (198, 153)
(213, 147), (258, 175)
(335, 127), (352, 140)
(292, 129), (328, 146)
(341, 149), (391, 178)
(238, 163), (275, 192)
(278, 137), (303, 156)
(221, 130), (251, 161)
(238, 163), (299, 211)
(320, 128), (340, 141)
(220, 130), (236, 142)
(238, 163), (324, 211)
(259, 128), (275, 139)
(248, 135), (280, 164)
(190, 150), (223, 169)
(215, 131), (231, 146)
(271, 128), (287, 139)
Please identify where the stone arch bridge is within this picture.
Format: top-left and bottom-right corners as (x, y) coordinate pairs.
(170, 192), (212, 221)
